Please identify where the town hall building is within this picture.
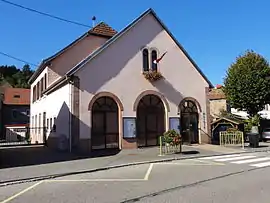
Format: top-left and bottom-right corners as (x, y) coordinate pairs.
(29, 8), (213, 152)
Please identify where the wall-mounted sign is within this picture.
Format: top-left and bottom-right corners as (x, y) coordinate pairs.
(123, 117), (136, 138)
(203, 112), (206, 129)
(169, 117), (180, 133)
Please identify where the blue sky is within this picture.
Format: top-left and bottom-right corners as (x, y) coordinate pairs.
(1, 0), (270, 85)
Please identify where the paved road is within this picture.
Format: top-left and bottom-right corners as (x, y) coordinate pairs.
(1, 152), (270, 203)
(0, 145), (221, 184)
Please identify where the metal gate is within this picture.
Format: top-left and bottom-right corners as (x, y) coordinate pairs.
(91, 97), (119, 150)
(0, 126), (47, 147)
(137, 95), (165, 147)
(180, 100), (199, 144)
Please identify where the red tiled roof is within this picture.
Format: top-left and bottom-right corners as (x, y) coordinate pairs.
(3, 88), (30, 105)
(89, 22), (117, 37)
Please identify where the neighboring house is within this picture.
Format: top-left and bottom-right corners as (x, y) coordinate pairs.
(2, 88), (30, 127)
(0, 92), (2, 138)
(0, 88), (30, 142)
(208, 85), (230, 121)
(29, 8), (213, 153)
(0, 82), (12, 138)
(208, 85), (270, 120)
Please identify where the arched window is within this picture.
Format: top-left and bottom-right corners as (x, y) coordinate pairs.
(142, 48), (149, 71)
(151, 50), (158, 71)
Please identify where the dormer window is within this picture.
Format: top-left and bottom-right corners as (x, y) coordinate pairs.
(14, 95), (20, 98)
(142, 48), (149, 71)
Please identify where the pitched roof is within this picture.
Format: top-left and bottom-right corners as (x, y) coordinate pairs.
(89, 22), (117, 37)
(3, 88), (30, 105)
(28, 22), (117, 84)
(66, 8), (213, 88)
(211, 116), (244, 125)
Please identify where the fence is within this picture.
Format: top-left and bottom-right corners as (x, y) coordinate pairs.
(219, 131), (244, 149)
(0, 126), (47, 147)
(159, 136), (182, 156)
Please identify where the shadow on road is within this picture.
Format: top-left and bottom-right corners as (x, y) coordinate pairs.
(0, 145), (120, 169)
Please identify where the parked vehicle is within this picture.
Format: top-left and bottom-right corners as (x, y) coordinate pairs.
(262, 128), (270, 142)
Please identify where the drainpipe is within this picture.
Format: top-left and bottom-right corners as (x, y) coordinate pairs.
(68, 76), (73, 153)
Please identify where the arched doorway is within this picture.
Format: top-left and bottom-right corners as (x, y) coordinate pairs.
(91, 96), (119, 150)
(137, 95), (165, 147)
(180, 100), (199, 144)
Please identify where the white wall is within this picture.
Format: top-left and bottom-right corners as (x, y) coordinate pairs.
(30, 82), (71, 142)
(30, 67), (48, 103)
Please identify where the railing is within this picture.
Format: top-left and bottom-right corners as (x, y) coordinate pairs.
(159, 136), (182, 156)
(219, 131), (245, 149)
(0, 126), (47, 147)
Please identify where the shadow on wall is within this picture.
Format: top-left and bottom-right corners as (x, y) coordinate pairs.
(78, 21), (164, 96)
(152, 78), (184, 109)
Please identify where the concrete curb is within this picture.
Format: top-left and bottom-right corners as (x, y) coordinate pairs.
(1, 148), (269, 187)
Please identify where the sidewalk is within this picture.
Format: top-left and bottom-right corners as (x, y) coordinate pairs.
(0, 144), (255, 185)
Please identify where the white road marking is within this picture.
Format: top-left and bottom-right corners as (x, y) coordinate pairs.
(231, 157), (270, 164)
(214, 155), (256, 162)
(144, 163), (154, 180)
(250, 161), (270, 168)
(0, 181), (43, 203)
(199, 154), (241, 160)
(46, 179), (145, 182)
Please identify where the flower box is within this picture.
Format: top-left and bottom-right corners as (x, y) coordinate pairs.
(143, 71), (163, 82)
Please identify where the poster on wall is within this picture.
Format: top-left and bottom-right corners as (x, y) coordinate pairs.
(123, 117), (136, 138)
(169, 117), (180, 133)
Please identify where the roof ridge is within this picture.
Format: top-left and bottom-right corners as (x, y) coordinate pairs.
(66, 8), (213, 87)
(28, 21), (117, 84)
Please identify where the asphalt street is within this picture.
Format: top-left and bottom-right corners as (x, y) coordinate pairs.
(1, 152), (270, 203)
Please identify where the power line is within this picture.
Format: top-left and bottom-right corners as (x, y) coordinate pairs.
(0, 0), (91, 28)
(0, 51), (38, 67)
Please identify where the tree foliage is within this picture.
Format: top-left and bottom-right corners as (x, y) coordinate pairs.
(0, 64), (34, 88)
(224, 50), (270, 117)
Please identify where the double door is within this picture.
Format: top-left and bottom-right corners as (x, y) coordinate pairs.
(181, 113), (199, 144)
(91, 111), (119, 150)
(137, 110), (165, 147)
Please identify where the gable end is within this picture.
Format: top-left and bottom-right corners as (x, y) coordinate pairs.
(66, 8), (213, 88)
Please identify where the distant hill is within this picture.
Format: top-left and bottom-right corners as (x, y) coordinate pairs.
(0, 64), (34, 89)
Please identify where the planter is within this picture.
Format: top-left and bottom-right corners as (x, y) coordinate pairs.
(143, 71), (163, 82)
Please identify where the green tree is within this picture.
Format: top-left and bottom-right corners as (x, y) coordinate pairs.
(224, 50), (270, 117)
(0, 64), (34, 88)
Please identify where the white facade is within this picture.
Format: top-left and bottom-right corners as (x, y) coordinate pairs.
(30, 9), (213, 151)
(30, 67), (71, 143)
